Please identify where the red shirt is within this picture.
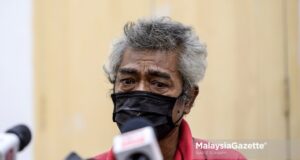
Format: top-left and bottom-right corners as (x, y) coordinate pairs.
(94, 120), (246, 160)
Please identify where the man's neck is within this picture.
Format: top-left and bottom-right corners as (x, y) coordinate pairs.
(158, 127), (180, 160)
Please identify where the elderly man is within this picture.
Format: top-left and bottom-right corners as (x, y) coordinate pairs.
(94, 17), (245, 160)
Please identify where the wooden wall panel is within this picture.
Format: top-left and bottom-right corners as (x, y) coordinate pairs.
(35, 0), (152, 159)
(286, 0), (300, 159)
(162, 0), (287, 139)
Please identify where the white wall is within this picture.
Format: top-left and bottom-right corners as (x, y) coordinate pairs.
(0, 0), (33, 160)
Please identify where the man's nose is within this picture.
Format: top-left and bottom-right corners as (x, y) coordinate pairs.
(135, 81), (150, 92)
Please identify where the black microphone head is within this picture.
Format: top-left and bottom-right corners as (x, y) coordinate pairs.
(6, 124), (32, 151)
(121, 117), (153, 133)
(65, 152), (83, 160)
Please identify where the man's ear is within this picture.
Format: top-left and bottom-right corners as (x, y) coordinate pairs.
(183, 86), (199, 114)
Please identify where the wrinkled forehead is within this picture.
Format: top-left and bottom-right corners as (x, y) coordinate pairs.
(119, 48), (180, 73)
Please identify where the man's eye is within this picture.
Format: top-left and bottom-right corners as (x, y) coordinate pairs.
(120, 78), (135, 85)
(151, 81), (168, 88)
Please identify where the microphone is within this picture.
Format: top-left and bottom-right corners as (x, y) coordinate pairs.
(65, 152), (83, 160)
(0, 124), (32, 160)
(113, 118), (162, 160)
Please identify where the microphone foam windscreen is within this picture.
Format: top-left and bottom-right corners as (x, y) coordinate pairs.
(6, 124), (32, 151)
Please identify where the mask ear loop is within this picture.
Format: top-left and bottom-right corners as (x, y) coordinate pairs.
(174, 87), (186, 127)
(173, 89), (187, 127)
(112, 83), (116, 94)
(112, 83), (117, 122)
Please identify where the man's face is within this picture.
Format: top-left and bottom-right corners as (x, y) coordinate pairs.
(114, 48), (187, 123)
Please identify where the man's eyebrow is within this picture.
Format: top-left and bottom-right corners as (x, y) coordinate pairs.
(118, 67), (138, 75)
(148, 69), (171, 79)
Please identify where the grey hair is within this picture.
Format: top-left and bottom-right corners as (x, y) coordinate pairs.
(104, 17), (207, 99)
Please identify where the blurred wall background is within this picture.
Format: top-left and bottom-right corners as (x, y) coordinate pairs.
(0, 0), (297, 160)
(0, 0), (33, 160)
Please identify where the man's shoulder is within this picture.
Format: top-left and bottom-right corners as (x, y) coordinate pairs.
(192, 138), (247, 160)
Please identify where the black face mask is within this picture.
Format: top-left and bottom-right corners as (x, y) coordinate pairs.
(111, 91), (184, 140)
